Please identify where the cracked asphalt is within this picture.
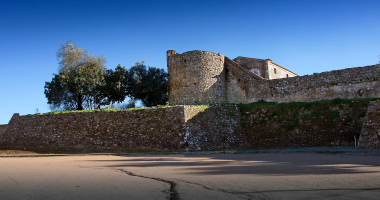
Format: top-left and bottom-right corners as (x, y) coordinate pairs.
(1, 151), (380, 199)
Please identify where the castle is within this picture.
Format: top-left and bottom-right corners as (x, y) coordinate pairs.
(0, 50), (379, 151)
(167, 50), (380, 105)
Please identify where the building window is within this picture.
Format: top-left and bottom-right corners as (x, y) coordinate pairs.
(274, 68), (277, 74)
(286, 74), (289, 78)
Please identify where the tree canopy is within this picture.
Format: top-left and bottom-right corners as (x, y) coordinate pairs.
(127, 62), (168, 107)
(45, 41), (168, 111)
(45, 41), (108, 110)
(102, 64), (129, 105)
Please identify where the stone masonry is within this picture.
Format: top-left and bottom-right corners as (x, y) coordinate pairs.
(1, 100), (377, 151)
(167, 50), (380, 105)
(0, 124), (7, 135)
(358, 100), (380, 148)
(167, 50), (227, 105)
(1, 50), (379, 151)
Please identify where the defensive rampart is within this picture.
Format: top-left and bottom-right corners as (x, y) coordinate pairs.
(1, 99), (379, 152)
(0, 124), (7, 135)
(0, 107), (186, 151)
(167, 49), (380, 105)
(234, 64), (380, 103)
(359, 100), (380, 148)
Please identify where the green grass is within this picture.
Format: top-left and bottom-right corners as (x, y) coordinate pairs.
(39, 97), (379, 117)
(233, 97), (379, 131)
(40, 105), (170, 116)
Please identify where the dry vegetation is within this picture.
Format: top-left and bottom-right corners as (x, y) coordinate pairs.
(0, 150), (37, 155)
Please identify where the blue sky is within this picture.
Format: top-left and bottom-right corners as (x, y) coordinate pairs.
(0, 0), (379, 124)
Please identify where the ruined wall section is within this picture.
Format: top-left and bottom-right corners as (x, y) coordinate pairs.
(233, 56), (268, 79)
(246, 64), (380, 103)
(225, 57), (266, 103)
(167, 50), (227, 105)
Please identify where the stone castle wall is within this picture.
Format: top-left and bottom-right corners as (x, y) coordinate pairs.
(2, 50), (379, 152)
(167, 50), (227, 105)
(0, 124), (7, 135)
(168, 50), (380, 105)
(184, 105), (241, 150)
(1, 100), (378, 152)
(359, 100), (380, 148)
(224, 57), (264, 103)
(247, 65), (380, 103)
(0, 108), (186, 151)
(233, 56), (268, 79)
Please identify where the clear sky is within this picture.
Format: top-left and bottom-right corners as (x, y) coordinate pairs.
(0, 0), (379, 124)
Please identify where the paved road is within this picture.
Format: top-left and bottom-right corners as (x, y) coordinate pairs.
(1, 150), (380, 199)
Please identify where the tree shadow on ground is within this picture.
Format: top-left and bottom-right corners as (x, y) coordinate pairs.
(88, 152), (380, 176)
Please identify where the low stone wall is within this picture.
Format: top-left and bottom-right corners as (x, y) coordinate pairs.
(1, 100), (378, 152)
(0, 107), (186, 151)
(238, 100), (369, 149)
(358, 100), (380, 148)
(184, 105), (241, 151)
(182, 100), (372, 150)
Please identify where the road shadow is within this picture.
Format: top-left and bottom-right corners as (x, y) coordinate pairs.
(88, 152), (380, 176)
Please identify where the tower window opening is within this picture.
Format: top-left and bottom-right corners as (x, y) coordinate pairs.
(286, 74), (289, 78)
(274, 68), (277, 74)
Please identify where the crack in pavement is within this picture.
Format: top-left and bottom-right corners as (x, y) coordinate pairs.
(175, 179), (253, 199)
(116, 170), (380, 200)
(176, 179), (238, 194)
(7, 177), (19, 185)
(118, 169), (180, 200)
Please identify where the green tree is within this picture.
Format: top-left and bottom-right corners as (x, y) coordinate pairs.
(45, 41), (107, 111)
(127, 62), (168, 107)
(101, 64), (129, 105)
(56, 41), (105, 72)
(45, 41), (168, 110)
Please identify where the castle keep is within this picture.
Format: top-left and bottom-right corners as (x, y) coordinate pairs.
(167, 50), (380, 105)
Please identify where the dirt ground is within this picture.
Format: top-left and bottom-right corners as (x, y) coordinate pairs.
(1, 151), (380, 200)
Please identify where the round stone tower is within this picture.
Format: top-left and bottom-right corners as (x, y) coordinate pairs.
(167, 50), (227, 105)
